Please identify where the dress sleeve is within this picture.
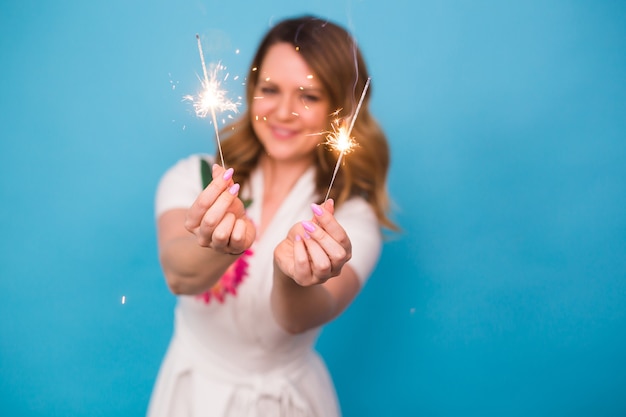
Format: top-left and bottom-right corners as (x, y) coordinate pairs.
(155, 154), (208, 219)
(334, 197), (383, 287)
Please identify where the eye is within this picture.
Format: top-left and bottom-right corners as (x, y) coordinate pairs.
(301, 93), (321, 103)
(259, 85), (278, 95)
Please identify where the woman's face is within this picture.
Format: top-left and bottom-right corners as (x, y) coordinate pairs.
(251, 42), (331, 165)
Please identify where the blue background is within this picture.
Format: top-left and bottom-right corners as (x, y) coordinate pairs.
(1, 1), (625, 416)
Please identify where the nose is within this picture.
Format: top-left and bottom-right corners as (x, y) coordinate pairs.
(275, 94), (298, 120)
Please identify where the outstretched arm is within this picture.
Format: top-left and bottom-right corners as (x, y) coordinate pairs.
(158, 164), (256, 295)
(271, 199), (361, 334)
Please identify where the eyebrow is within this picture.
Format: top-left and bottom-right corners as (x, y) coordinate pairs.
(257, 80), (325, 94)
(298, 86), (325, 93)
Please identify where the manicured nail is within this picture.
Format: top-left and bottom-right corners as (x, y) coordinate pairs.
(228, 183), (240, 195)
(301, 220), (316, 233)
(327, 198), (334, 209)
(295, 234), (302, 242)
(311, 203), (323, 216)
(303, 232), (311, 239)
(223, 168), (234, 181)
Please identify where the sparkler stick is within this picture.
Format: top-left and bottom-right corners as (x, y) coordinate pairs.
(323, 77), (371, 201)
(184, 34), (239, 167)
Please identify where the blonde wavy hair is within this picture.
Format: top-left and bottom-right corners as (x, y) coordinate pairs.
(220, 15), (396, 230)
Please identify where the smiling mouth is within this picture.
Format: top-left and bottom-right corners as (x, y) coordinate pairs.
(271, 126), (298, 139)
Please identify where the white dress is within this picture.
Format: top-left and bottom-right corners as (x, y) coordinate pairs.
(148, 155), (382, 417)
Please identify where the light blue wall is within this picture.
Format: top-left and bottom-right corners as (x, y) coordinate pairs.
(1, 1), (625, 416)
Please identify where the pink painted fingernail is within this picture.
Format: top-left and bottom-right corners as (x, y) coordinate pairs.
(295, 234), (302, 242)
(302, 220), (316, 233)
(303, 232), (311, 239)
(228, 183), (240, 195)
(311, 203), (323, 216)
(223, 168), (234, 181)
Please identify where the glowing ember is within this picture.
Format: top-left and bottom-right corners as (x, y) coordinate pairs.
(323, 77), (371, 201)
(183, 34), (240, 166)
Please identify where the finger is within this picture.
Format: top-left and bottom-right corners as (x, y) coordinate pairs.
(310, 202), (348, 242)
(323, 198), (335, 215)
(209, 212), (236, 250)
(310, 203), (351, 258)
(197, 182), (241, 232)
(300, 233), (332, 279)
(301, 220), (348, 264)
(185, 166), (235, 230)
(226, 191), (247, 219)
(293, 234), (313, 281)
(228, 218), (249, 254)
(211, 163), (231, 185)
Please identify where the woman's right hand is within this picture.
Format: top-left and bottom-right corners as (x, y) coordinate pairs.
(184, 164), (256, 255)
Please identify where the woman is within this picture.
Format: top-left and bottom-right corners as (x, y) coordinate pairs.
(148, 15), (395, 417)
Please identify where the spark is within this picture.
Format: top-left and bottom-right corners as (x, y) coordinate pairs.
(183, 34), (240, 167)
(121, 295), (126, 304)
(323, 77), (371, 201)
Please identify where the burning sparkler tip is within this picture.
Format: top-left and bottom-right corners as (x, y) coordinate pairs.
(322, 78), (371, 202)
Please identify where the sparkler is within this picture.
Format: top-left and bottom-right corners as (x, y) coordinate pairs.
(184, 34), (240, 167)
(323, 77), (371, 201)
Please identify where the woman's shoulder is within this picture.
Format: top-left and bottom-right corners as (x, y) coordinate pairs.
(160, 153), (216, 183)
(167, 153), (214, 172)
(336, 196), (377, 221)
(336, 195), (382, 286)
(155, 153), (213, 218)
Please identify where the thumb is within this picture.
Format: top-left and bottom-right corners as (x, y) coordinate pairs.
(323, 198), (335, 215)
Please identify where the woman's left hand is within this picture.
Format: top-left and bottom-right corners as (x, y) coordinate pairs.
(274, 199), (352, 286)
